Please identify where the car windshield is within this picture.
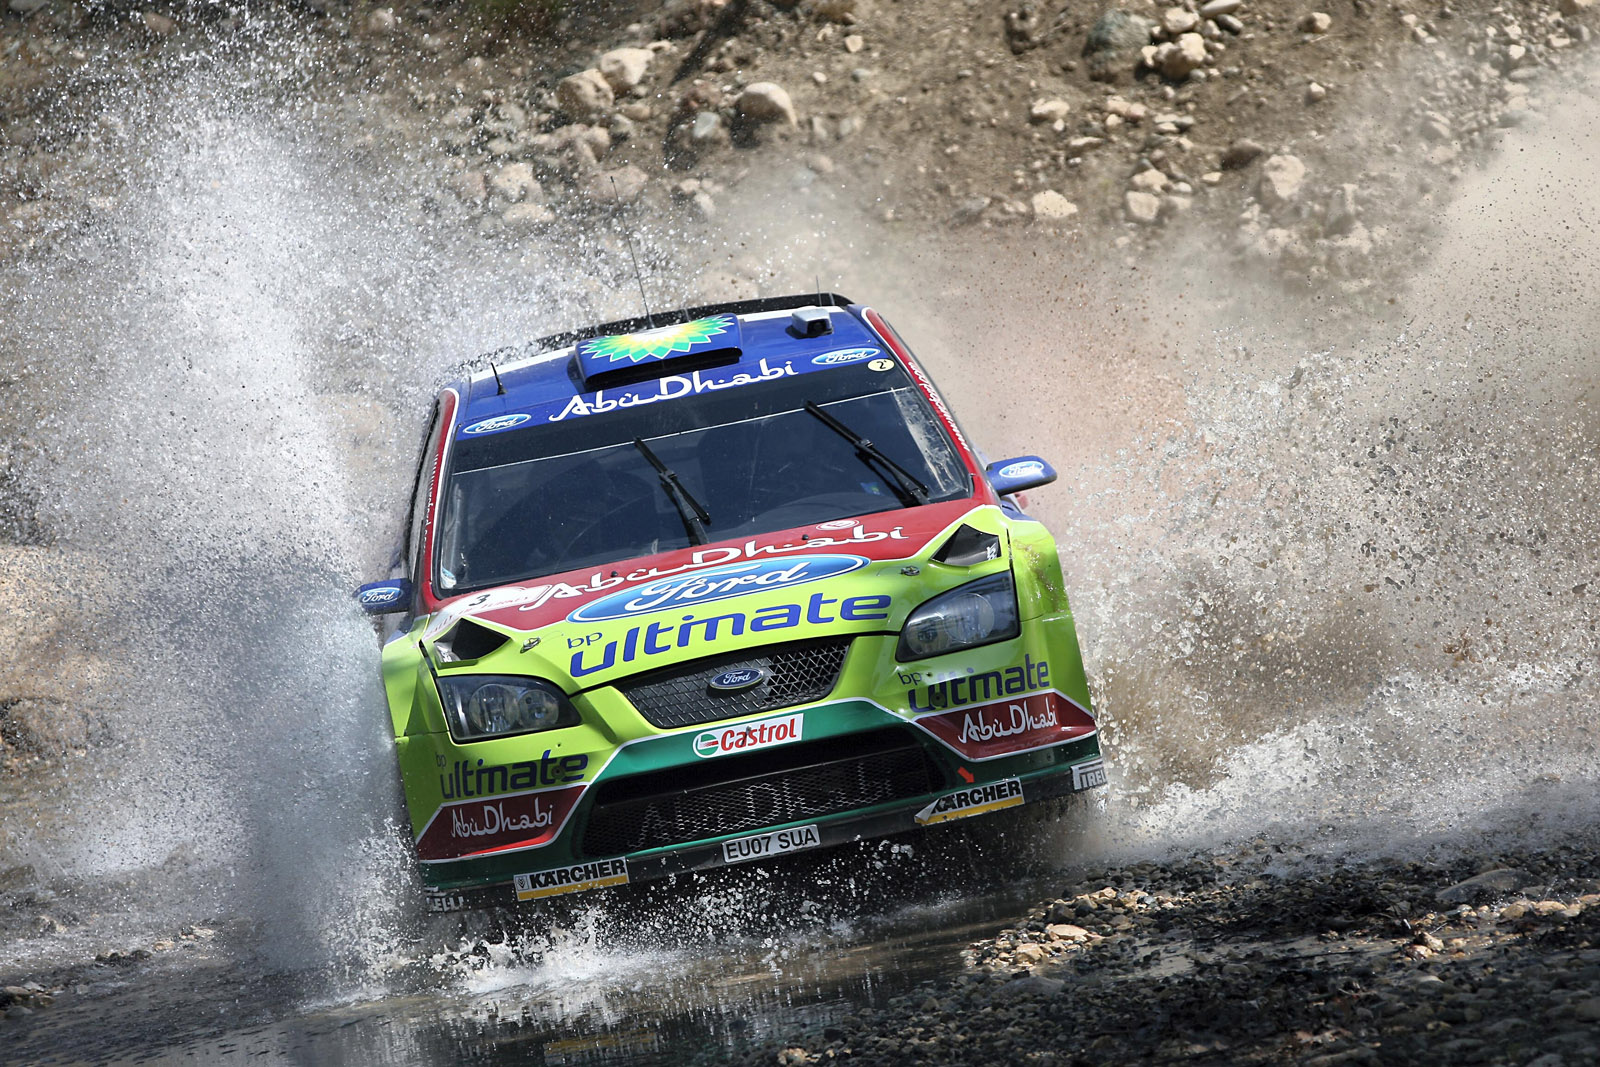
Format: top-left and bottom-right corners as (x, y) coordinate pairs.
(436, 362), (971, 593)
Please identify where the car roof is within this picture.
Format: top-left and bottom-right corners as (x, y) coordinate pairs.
(451, 292), (887, 438)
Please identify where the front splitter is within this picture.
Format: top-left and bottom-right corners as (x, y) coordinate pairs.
(422, 755), (1106, 913)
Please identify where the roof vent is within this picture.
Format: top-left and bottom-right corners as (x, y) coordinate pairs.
(790, 308), (834, 338)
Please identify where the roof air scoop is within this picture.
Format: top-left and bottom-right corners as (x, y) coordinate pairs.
(573, 314), (743, 390)
(789, 308), (833, 337)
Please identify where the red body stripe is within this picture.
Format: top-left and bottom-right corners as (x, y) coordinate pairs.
(861, 307), (999, 506)
(419, 388), (460, 613)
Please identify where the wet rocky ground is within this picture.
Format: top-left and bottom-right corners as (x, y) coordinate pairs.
(747, 840), (1600, 1067)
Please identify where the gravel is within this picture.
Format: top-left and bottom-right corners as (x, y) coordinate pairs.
(744, 842), (1600, 1066)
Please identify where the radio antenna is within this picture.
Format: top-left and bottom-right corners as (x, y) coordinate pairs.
(490, 361), (506, 395)
(815, 273), (823, 307)
(611, 176), (654, 329)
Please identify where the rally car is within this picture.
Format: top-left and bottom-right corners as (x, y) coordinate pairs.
(357, 293), (1105, 911)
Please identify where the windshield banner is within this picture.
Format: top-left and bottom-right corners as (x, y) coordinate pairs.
(456, 354), (890, 438)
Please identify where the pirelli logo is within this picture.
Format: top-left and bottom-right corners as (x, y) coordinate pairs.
(513, 858), (629, 901)
(1072, 758), (1108, 791)
(915, 778), (1024, 826)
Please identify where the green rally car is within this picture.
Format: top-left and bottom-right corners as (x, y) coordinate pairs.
(356, 293), (1105, 912)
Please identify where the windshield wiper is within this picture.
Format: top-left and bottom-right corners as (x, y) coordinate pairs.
(633, 437), (712, 544)
(803, 400), (930, 507)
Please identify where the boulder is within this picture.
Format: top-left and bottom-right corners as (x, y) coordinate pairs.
(737, 82), (798, 125)
(583, 164), (649, 205)
(1104, 96), (1148, 121)
(1130, 168), (1169, 192)
(1221, 138), (1265, 168)
(1084, 10), (1156, 82)
(1161, 7), (1199, 35)
(489, 163), (541, 203)
(1258, 153), (1307, 205)
(1125, 190), (1162, 223)
(1029, 98), (1072, 124)
(1086, 10), (1155, 54)
(598, 47), (654, 93)
(1162, 33), (1208, 79)
(1031, 190), (1079, 220)
(556, 70), (614, 123)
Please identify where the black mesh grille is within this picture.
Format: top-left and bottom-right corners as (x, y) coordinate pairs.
(617, 637), (853, 729)
(580, 728), (941, 857)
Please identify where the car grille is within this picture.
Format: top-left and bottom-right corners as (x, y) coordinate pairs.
(617, 637), (853, 729)
(579, 727), (942, 858)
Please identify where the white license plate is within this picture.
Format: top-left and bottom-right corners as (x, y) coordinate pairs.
(721, 824), (822, 865)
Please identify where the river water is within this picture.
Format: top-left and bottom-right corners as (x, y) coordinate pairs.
(1, 32), (1596, 1067)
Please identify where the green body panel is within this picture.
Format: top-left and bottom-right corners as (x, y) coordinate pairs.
(378, 503), (1102, 896)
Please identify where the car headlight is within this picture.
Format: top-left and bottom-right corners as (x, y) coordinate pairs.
(435, 675), (580, 742)
(895, 572), (1021, 661)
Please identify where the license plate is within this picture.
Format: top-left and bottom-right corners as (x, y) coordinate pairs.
(721, 824), (822, 865)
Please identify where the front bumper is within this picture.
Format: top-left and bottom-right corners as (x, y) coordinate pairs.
(422, 746), (1106, 913)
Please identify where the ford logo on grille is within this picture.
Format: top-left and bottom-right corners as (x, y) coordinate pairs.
(709, 667), (768, 692)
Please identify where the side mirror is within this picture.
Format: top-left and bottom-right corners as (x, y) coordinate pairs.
(986, 456), (1057, 497)
(356, 578), (413, 615)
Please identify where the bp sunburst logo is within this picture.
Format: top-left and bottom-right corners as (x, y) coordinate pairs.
(582, 314), (736, 364)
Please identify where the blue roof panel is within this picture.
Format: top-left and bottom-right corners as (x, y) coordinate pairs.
(455, 308), (888, 438)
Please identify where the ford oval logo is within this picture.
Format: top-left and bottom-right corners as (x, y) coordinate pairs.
(462, 413), (532, 435)
(567, 555), (870, 623)
(709, 667), (768, 692)
(811, 347), (881, 366)
(359, 586), (403, 605)
(997, 460), (1046, 479)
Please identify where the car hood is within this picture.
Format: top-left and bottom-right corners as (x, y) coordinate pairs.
(421, 499), (994, 685)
